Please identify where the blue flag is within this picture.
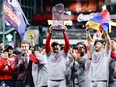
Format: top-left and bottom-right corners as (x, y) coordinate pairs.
(4, 0), (30, 38)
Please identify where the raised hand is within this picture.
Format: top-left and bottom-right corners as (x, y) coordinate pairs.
(63, 25), (67, 33)
(71, 49), (77, 59)
(6, 60), (10, 66)
(30, 35), (34, 40)
(86, 25), (90, 31)
(18, 59), (24, 66)
(93, 30), (102, 40)
(49, 26), (53, 33)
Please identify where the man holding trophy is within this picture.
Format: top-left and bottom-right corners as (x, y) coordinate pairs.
(45, 25), (70, 87)
(45, 4), (70, 87)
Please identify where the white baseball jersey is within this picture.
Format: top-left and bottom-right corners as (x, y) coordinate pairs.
(32, 54), (48, 87)
(84, 59), (91, 87)
(90, 46), (110, 81)
(77, 54), (88, 83)
(46, 50), (68, 80)
(85, 59), (91, 76)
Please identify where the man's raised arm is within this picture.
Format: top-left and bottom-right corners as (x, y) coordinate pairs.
(63, 26), (70, 53)
(45, 26), (52, 53)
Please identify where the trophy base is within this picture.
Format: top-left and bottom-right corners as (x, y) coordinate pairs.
(53, 25), (64, 31)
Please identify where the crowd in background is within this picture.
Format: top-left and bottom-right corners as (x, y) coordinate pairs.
(0, 25), (116, 87)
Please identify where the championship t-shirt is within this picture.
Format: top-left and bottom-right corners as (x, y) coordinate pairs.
(90, 46), (110, 81)
(46, 50), (68, 80)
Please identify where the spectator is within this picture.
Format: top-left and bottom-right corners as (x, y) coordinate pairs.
(0, 43), (4, 57)
(0, 47), (16, 80)
(14, 40), (39, 87)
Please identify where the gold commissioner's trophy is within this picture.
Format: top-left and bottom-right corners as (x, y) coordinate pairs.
(52, 3), (64, 30)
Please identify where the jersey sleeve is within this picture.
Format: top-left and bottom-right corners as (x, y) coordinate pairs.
(90, 45), (95, 54)
(37, 54), (47, 64)
(29, 54), (39, 64)
(45, 33), (52, 54)
(61, 50), (68, 58)
(63, 32), (70, 53)
(104, 46), (111, 56)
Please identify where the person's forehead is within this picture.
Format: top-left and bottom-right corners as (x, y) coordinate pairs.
(96, 42), (102, 45)
(52, 44), (59, 47)
(21, 43), (29, 46)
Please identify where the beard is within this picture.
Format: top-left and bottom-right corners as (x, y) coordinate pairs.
(95, 46), (101, 52)
(95, 49), (99, 52)
(53, 48), (59, 53)
(95, 47), (99, 52)
(80, 51), (85, 57)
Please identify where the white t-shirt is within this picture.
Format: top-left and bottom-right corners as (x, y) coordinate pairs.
(77, 54), (88, 82)
(90, 46), (110, 81)
(46, 50), (68, 80)
(84, 59), (91, 87)
(85, 59), (91, 76)
(32, 54), (48, 87)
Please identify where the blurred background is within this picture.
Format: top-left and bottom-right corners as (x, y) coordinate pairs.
(0, 0), (116, 47)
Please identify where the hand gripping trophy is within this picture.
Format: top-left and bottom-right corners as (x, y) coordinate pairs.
(52, 3), (64, 30)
